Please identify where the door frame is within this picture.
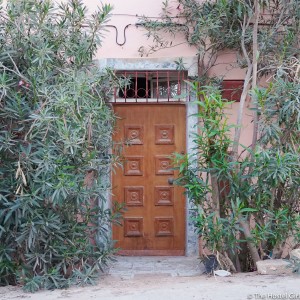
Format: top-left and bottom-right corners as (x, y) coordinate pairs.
(98, 57), (199, 256)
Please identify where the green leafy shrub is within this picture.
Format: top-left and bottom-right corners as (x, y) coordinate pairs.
(0, 0), (122, 290)
(174, 75), (300, 271)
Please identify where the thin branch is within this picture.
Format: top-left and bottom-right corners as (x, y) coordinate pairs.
(0, 63), (29, 82)
(250, 0), (260, 154)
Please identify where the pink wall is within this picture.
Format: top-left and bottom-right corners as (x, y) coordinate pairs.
(91, 0), (197, 59)
(82, 1), (246, 79)
(84, 0), (254, 148)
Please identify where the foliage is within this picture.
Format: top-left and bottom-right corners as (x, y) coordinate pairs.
(141, 0), (300, 272)
(0, 0), (122, 290)
(140, 0), (300, 79)
(174, 74), (300, 271)
(173, 86), (244, 268)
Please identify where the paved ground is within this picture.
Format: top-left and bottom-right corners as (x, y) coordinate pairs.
(108, 256), (206, 278)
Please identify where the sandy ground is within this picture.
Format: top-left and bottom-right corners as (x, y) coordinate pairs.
(1, 273), (300, 300)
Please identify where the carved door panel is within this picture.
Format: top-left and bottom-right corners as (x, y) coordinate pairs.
(112, 104), (186, 255)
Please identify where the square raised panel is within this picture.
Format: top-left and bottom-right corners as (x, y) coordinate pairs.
(155, 125), (174, 145)
(155, 155), (174, 175)
(124, 186), (144, 206)
(124, 156), (143, 176)
(155, 187), (174, 206)
(124, 217), (143, 237)
(155, 217), (174, 237)
(124, 125), (144, 145)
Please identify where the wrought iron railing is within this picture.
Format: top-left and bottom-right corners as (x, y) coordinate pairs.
(113, 70), (188, 103)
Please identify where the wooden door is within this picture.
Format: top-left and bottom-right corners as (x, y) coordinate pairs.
(112, 104), (186, 255)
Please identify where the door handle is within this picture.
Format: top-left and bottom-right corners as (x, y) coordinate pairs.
(168, 177), (175, 185)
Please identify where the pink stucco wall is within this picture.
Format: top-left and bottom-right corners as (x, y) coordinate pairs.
(84, 0), (197, 59)
(80, 0), (254, 148)
(82, 0), (246, 80)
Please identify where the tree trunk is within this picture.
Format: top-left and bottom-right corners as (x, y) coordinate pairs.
(211, 171), (220, 218)
(231, 64), (252, 160)
(232, 14), (253, 160)
(239, 219), (261, 267)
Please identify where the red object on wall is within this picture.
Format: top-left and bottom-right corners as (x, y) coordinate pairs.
(221, 80), (244, 102)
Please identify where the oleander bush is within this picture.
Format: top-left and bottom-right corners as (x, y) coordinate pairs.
(174, 68), (300, 271)
(0, 0), (122, 291)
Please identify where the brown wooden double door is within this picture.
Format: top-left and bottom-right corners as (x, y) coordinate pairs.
(112, 104), (186, 255)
